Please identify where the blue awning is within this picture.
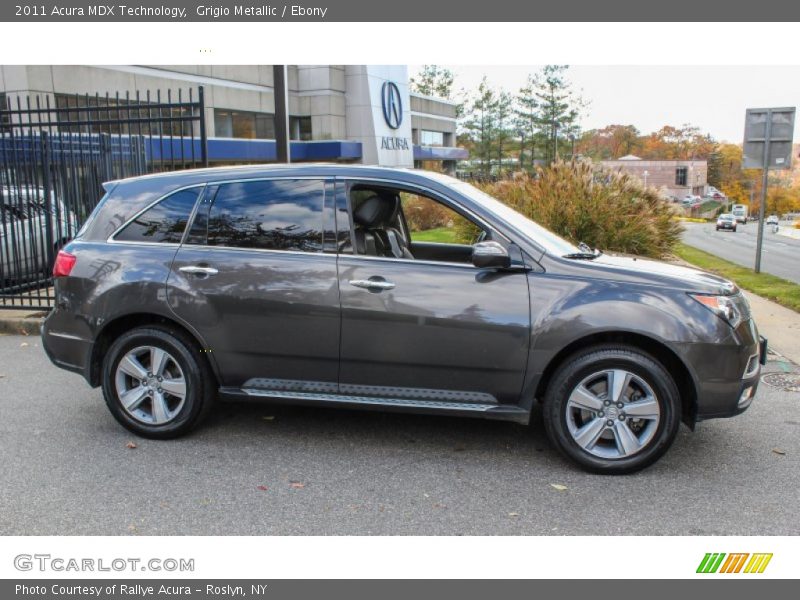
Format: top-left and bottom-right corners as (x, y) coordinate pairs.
(146, 137), (363, 163)
(0, 133), (362, 164)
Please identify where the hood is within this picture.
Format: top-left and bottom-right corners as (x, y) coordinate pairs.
(566, 253), (737, 295)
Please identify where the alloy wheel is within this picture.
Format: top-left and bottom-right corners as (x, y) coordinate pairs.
(114, 345), (187, 425)
(565, 369), (661, 459)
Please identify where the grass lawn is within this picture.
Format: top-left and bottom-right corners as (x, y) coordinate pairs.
(699, 200), (721, 214)
(674, 243), (800, 313)
(410, 227), (460, 243)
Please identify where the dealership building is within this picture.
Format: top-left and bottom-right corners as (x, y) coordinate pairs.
(0, 64), (466, 171)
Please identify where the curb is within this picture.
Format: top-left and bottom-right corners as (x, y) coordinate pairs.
(0, 315), (44, 336)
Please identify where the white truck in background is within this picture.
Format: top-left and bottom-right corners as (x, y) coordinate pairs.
(731, 204), (749, 224)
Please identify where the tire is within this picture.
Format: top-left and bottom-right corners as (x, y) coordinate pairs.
(542, 344), (681, 474)
(101, 326), (215, 439)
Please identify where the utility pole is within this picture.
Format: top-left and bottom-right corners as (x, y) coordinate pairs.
(273, 65), (290, 163)
(753, 112), (771, 273)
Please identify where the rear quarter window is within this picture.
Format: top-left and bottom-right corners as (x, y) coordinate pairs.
(114, 187), (202, 244)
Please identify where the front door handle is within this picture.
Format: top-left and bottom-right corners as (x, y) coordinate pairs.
(349, 278), (395, 291)
(179, 265), (219, 276)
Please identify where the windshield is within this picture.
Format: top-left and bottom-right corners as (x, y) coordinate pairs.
(451, 181), (580, 256)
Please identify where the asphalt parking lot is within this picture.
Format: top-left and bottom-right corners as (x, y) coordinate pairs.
(1, 333), (799, 536)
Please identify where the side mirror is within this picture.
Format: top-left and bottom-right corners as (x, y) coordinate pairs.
(472, 241), (511, 269)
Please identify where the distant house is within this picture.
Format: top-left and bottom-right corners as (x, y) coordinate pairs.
(600, 155), (708, 199)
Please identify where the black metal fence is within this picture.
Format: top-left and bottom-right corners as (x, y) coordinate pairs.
(0, 87), (207, 310)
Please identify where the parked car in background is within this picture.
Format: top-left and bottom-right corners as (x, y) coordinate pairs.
(42, 165), (766, 474)
(1, 185), (78, 286)
(716, 214), (737, 232)
(766, 215), (779, 226)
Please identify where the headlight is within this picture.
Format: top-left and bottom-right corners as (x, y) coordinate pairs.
(689, 293), (745, 328)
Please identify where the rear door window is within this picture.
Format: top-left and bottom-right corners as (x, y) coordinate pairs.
(196, 179), (325, 252)
(114, 187), (202, 244)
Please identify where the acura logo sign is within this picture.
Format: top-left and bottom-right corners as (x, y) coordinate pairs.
(381, 81), (403, 130)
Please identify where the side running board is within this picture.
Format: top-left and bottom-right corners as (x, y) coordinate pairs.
(218, 387), (530, 424)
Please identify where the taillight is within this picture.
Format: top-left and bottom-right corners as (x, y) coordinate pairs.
(53, 249), (77, 278)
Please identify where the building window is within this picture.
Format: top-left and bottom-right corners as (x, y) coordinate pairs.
(54, 93), (193, 136)
(420, 130), (445, 147)
(214, 109), (276, 139)
(675, 167), (688, 186)
(290, 116), (313, 141)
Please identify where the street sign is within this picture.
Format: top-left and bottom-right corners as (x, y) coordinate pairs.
(743, 106), (796, 273)
(743, 107), (795, 170)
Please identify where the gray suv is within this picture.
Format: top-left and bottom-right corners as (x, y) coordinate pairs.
(42, 165), (765, 473)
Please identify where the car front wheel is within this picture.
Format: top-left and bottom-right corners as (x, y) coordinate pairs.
(543, 345), (681, 474)
(101, 326), (215, 439)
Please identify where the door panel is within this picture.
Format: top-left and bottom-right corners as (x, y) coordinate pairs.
(337, 256), (531, 405)
(168, 247), (340, 387)
(166, 178), (340, 389)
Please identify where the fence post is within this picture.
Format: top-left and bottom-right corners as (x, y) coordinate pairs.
(198, 86), (208, 167)
(99, 133), (113, 182)
(41, 131), (56, 272)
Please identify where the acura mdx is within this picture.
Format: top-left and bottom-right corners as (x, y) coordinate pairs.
(42, 165), (766, 473)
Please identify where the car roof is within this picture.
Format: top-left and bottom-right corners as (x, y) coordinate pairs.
(104, 163), (461, 191)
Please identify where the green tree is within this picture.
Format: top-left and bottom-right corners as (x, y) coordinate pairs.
(410, 65), (455, 99)
(494, 91), (514, 175)
(528, 65), (587, 164)
(515, 75), (546, 170)
(462, 77), (498, 175)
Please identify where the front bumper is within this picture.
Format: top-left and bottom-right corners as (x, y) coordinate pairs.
(685, 324), (766, 422)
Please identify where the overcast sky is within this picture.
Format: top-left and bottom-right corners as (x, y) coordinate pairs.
(412, 65), (800, 144)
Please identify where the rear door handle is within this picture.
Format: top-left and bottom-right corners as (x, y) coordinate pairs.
(349, 278), (395, 291)
(179, 265), (219, 276)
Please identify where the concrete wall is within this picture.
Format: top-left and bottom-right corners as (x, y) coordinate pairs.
(410, 93), (458, 147)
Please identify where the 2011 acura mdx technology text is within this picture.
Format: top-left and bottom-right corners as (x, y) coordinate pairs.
(42, 165), (766, 473)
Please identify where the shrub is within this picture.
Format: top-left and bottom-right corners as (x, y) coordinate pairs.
(468, 160), (684, 258)
(402, 193), (453, 232)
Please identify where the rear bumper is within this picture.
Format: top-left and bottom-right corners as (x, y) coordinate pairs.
(41, 309), (94, 383)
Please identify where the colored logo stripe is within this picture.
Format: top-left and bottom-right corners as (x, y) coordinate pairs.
(719, 553), (749, 573)
(744, 553), (773, 574)
(697, 553), (726, 573)
(697, 553), (773, 574)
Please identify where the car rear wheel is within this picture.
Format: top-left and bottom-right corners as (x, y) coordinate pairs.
(101, 326), (215, 439)
(543, 345), (681, 474)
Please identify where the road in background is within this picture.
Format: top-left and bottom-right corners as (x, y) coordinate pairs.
(1, 335), (799, 535)
(681, 222), (800, 283)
